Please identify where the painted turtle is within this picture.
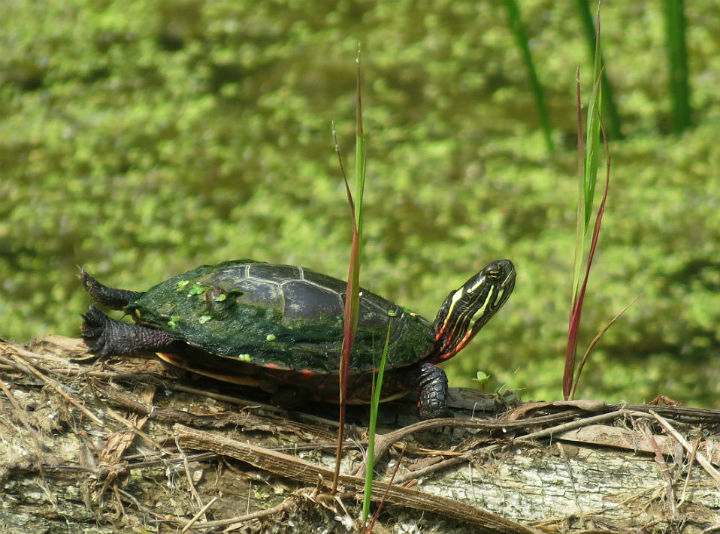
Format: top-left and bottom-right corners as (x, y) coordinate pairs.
(81, 259), (515, 418)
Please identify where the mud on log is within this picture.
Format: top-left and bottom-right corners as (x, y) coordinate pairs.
(1, 335), (719, 533)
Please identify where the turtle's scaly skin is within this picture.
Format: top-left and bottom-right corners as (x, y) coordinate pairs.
(81, 259), (515, 418)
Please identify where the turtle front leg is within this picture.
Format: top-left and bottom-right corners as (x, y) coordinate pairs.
(82, 305), (176, 359)
(413, 362), (450, 419)
(80, 269), (144, 310)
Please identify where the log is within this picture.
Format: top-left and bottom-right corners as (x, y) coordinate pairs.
(1, 335), (719, 533)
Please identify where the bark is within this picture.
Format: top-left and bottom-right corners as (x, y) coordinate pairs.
(0, 335), (719, 533)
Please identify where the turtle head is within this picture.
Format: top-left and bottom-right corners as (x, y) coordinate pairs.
(431, 259), (515, 362)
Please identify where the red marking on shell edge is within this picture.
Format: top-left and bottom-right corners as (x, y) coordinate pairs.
(300, 369), (314, 378)
(262, 363), (282, 370)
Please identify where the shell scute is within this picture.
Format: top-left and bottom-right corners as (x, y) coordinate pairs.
(281, 280), (343, 323)
(126, 260), (434, 375)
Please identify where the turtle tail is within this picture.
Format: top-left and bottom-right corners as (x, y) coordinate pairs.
(79, 268), (143, 309)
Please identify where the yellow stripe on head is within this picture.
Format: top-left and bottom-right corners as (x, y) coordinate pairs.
(440, 286), (465, 332)
(468, 285), (494, 331)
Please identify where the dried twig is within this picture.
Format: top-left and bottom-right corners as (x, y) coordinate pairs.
(353, 410), (582, 475)
(679, 437), (702, 506)
(104, 405), (166, 452)
(650, 409), (720, 489)
(644, 423), (676, 518)
(176, 435), (207, 517)
(180, 496), (218, 533)
(183, 496), (298, 531)
(517, 409), (626, 442)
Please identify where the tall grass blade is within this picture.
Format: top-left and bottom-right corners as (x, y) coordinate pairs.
(570, 68), (584, 309)
(330, 123), (359, 494)
(574, 0), (622, 139)
(355, 45), (366, 238)
(362, 323), (392, 523)
(332, 44), (367, 495)
(503, 0), (554, 154)
(566, 119), (609, 400)
(663, 0), (692, 132)
(563, 10), (606, 400)
(583, 19), (603, 230)
(565, 73), (585, 399)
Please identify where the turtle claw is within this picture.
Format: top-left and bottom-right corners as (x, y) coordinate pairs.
(81, 305), (105, 337)
(81, 305), (117, 359)
(81, 305), (176, 359)
(420, 405), (453, 420)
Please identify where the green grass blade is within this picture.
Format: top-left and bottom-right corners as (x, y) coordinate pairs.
(362, 323), (392, 523)
(355, 44), (366, 239)
(569, 57), (603, 320)
(663, 0), (692, 132)
(503, 0), (554, 154)
(574, 0), (622, 139)
(570, 68), (584, 312)
(583, 21), (603, 231)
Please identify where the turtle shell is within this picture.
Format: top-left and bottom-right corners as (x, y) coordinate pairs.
(125, 260), (434, 374)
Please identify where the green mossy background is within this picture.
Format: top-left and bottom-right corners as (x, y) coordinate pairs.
(2, 0), (719, 404)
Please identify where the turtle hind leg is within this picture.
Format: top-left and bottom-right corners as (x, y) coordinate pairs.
(80, 268), (144, 310)
(413, 362), (451, 419)
(81, 305), (176, 359)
